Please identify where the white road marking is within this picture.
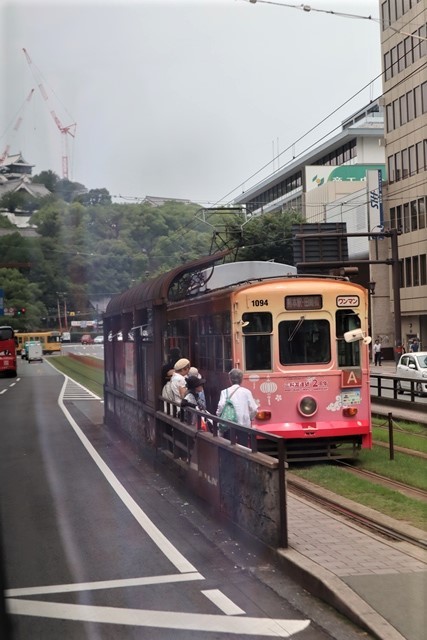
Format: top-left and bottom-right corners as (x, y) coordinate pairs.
(6, 572), (204, 597)
(202, 589), (245, 615)
(7, 599), (310, 636)
(0, 389), (6, 394)
(9, 382), (16, 387)
(57, 377), (197, 574)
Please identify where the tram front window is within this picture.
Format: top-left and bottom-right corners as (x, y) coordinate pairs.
(279, 318), (330, 365)
(336, 310), (361, 367)
(242, 312), (272, 370)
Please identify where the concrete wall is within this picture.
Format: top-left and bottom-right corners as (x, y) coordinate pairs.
(104, 389), (285, 548)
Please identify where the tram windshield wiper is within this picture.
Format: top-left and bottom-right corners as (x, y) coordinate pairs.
(288, 316), (305, 342)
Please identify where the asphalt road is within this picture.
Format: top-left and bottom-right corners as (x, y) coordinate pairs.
(0, 359), (371, 640)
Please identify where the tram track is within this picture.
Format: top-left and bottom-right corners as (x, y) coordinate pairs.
(287, 474), (427, 551)
(334, 459), (427, 502)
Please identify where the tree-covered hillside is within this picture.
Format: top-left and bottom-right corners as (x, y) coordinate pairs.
(0, 173), (301, 330)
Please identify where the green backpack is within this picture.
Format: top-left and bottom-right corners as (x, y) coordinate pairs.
(218, 388), (238, 433)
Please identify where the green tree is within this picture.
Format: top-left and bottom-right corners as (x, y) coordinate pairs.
(32, 170), (59, 192)
(0, 191), (26, 213)
(0, 268), (46, 330)
(76, 188), (112, 206)
(235, 210), (304, 264)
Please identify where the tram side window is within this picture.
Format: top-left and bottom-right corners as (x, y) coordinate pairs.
(198, 312), (231, 372)
(336, 310), (360, 367)
(166, 319), (190, 361)
(242, 312), (272, 370)
(279, 318), (330, 365)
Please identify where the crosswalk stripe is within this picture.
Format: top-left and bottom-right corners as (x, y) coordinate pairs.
(7, 599), (310, 636)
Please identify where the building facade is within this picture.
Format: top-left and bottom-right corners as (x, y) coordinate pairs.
(380, 0), (427, 350)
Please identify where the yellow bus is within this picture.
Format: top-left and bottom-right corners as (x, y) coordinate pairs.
(15, 331), (62, 355)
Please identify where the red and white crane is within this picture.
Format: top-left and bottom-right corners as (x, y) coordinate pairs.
(0, 88), (34, 164)
(22, 48), (77, 180)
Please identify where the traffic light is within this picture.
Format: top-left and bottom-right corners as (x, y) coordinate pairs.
(15, 307), (26, 317)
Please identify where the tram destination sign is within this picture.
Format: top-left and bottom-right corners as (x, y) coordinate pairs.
(285, 295), (322, 310)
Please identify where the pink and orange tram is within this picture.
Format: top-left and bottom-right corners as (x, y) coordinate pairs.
(104, 255), (372, 461)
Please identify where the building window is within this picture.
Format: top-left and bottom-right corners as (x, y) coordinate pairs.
(414, 85), (422, 117)
(407, 90), (414, 121)
(409, 145), (416, 175)
(405, 257), (412, 287)
(388, 154), (395, 182)
(422, 82), (427, 114)
(420, 24), (427, 59)
(404, 202), (410, 232)
(413, 31), (421, 63)
(396, 205), (402, 230)
(413, 256), (420, 287)
(404, 35), (413, 67)
(402, 148), (409, 178)
(399, 95), (407, 124)
(419, 197), (426, 229)
(395, 151), (401, 181)
(381, 2), (389, 30)
(411, 200), (418, 230)
(398, 42), (405, 73)
(391, 46), (398, 77)
(386, 103), (393, 131)
(415, 141), (423, 172)
(420, 254), (426, 286)
(390, 207), (396, 228)
(399, 259), (404, 288)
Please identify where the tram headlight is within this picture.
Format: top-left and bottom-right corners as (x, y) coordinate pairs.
(343, 407), (358, 417)
(298, 396), (317, 417)
(256, 409), (271, 421)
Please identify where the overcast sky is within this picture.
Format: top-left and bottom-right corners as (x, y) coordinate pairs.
(1, 0), (382, 204)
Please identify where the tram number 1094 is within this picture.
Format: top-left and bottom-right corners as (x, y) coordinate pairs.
(251, 299), (269, 307)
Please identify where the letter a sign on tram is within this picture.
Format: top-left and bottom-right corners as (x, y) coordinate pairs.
(341, 369), (362, 388)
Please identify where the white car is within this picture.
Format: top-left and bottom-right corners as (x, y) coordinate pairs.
(94, 335), (104, 344)
(396, 352), (427, 396)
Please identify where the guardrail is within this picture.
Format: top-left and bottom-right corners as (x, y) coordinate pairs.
(370, 371), (427, 414)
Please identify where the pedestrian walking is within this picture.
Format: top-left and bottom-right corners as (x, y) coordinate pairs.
(373, 339), (382, 366)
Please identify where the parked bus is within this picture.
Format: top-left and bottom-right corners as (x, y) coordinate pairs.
(15, 331), (61, 355)
(103, 256), (372, 461)
(0, 325), (17, 377)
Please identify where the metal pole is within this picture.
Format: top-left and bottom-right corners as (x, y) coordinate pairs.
(57, 297), (62, 332)
(388, 412), (394, 461)
(390, 229), (402, 351)
(63, 297), (68, 330)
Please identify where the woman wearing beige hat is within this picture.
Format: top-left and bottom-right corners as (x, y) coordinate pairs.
(170, 358), (191, 404)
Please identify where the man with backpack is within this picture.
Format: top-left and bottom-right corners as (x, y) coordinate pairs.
(216, 369), (258, 440)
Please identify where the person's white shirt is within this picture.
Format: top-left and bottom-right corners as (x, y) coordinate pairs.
(216, 384), (258, 429)
(170, 372), (186, 404)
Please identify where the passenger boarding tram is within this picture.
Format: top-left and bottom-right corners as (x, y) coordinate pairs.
(104, 254), (372, 460)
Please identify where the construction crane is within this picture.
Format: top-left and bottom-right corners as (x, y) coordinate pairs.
(0, 88), (34, 164)
(22, 48), (76, 180)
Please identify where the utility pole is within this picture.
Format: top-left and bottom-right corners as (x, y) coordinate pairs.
(390, 228), (402, 350)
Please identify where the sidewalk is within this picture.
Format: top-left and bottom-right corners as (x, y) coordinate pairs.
(279, 482), (427, 640)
